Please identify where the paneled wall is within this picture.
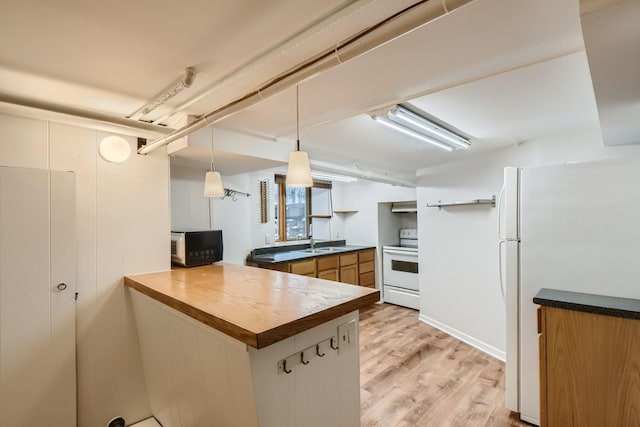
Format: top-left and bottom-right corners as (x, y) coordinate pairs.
(0, 112), (170, 426)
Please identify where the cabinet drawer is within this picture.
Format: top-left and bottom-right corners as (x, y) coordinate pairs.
(317, 255), (338, 271)
(289, 259), (316, 276)
(318, 269), (338, 281)
(340, 253), (358, 266)
(263, 263), (289, 272)
(359, 271), (375, 287)
(358, 249), (375, 263)
(359, 260), (374, 274)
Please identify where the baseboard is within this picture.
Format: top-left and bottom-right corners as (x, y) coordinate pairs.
(418, 314), (505, 362)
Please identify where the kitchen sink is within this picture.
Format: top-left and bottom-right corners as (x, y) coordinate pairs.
(302, 247), (343, 253)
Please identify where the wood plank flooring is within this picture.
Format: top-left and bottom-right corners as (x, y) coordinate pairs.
(359, 303), (533, 427)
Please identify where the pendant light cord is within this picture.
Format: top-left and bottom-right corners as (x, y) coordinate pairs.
(210, 129), (215, 171)
(296, 85), (300, 151)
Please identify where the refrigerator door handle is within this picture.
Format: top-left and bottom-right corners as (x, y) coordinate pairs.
(498, 240), (506, 299)
(497, 183), (506, 240)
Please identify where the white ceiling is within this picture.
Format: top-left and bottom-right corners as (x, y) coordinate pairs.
(0, 0), (636, 183)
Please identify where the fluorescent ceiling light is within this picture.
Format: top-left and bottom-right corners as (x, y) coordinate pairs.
(372, 105), (470, 151)
(310, 172), (358, 182)
(373, 116), (453, 151)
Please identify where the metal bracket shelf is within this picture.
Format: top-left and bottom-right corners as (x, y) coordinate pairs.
(427, 195), (495, 209)
(222, 188), (250, 201)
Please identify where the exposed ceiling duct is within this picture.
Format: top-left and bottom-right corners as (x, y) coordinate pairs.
(138, 0), (476, 155)
(127, 67), (196, 120)
(0, 91), (174, 136)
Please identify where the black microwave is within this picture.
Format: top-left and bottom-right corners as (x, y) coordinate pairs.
(171, 230), (223, 267)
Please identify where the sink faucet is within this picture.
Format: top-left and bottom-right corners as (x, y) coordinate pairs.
(309, 224), (315, 250)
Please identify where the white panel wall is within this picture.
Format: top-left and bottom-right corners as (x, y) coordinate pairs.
(416, 129), (640, 359)
(210, 173), (253, 264)
(170, 166), (210, 231)
(1, 112), (170, 427)
(130, 288), (360, 427)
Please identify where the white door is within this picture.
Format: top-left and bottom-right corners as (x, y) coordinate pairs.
(0, 167), (76, 427)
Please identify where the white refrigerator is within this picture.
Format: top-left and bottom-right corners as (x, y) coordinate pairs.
(499, 157), (640, 425)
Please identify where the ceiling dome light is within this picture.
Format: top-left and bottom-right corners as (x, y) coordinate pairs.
(99, 136), (131, 163)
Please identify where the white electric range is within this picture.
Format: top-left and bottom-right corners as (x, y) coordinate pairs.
(382, 229), (419, 310)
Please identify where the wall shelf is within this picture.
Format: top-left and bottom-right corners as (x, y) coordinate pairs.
(333, 210), (359, 214)
(427, 195), (495, 209)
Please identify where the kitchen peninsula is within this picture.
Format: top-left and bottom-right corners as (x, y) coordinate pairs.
(125, 263), (379, 427)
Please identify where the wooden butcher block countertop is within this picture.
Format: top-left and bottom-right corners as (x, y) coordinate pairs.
(124, 263), (379, 349)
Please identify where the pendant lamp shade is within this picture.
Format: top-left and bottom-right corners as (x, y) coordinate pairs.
(286, 85), (313, 187)
(204, 171), (225, 198)
(286, 150), (313, 187)
(204, 128), (225, 198)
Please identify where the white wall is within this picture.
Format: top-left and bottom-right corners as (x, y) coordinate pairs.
(0, 112), (170, 427)
(170, 164), (269, 265)
(336, 180), (416, 246)
(416, 129), (640, 360)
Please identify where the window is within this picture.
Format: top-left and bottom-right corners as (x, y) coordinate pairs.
(274, 175), (332, 241)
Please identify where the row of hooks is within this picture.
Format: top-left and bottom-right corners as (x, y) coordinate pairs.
(278, 336), (339, 375)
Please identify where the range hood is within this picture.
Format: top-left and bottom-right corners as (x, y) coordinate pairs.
(391, 201), (417, 213)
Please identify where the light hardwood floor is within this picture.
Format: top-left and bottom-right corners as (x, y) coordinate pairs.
(359, 303), (533, 427)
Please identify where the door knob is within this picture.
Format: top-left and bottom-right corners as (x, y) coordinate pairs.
(56, 283), (67, 291)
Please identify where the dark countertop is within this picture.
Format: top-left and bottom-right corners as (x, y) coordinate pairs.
(248, 240), (376, 265)
(533, 288), (640, 320)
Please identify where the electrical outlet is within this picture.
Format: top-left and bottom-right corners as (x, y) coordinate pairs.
(337, 319), (357, 354)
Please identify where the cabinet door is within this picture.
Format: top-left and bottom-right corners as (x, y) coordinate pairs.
(0, 167), (76, 427)
(544, 307), (640, 427)
(359, 271), (375, 288)
(340, 264), (358, 285)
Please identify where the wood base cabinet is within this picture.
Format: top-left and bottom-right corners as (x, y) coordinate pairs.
(538, 306), (640, 427)
(252, 248), (376, 288)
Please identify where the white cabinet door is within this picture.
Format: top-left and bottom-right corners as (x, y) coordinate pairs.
(0, 166), (76, 427)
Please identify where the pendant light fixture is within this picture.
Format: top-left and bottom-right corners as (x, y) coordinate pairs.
(204, 129), (225, 198)
(286, 86), (313, 187)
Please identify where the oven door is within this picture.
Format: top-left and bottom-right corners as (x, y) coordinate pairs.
(382, 248), (419, 291)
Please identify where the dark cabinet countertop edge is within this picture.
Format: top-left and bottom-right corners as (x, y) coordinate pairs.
(534, 288), (640, 320)
(248, 245), (376, 265)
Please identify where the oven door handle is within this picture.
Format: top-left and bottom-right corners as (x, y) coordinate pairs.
(383, 250), (418, 257)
